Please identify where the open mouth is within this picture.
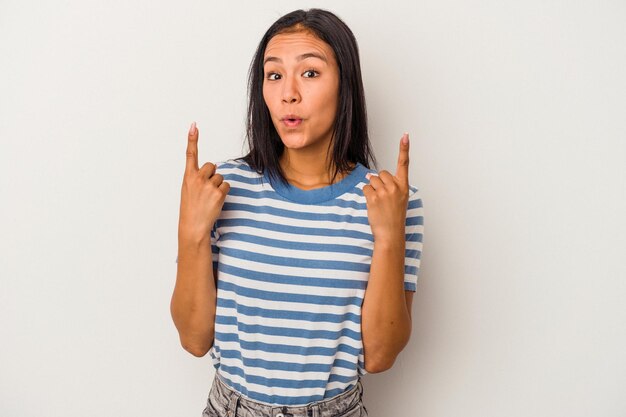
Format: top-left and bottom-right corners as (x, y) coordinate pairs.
(282, 117), (303, 128)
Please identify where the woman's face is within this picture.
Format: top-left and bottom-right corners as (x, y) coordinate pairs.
(262, 31), (340, 155)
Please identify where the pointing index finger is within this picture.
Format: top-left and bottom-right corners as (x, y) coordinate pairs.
(395, 132), (410, 183)
(186, 122), (199, 173)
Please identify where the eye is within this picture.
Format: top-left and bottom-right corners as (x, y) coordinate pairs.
(266, 72), (281, 81)
(302, 69), (319, 78)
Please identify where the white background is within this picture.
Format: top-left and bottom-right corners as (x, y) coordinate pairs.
(1, 1), (625, 416)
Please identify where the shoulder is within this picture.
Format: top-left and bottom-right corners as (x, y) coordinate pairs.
(215, 158), (251, 172)
(408, 184), (422, 202)
(215, 159), (263, 178)
(214, 159), (268, 193)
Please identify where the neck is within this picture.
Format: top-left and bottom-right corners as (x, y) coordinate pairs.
(279, 148), (343, 190)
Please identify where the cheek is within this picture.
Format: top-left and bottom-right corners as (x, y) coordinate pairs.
(319, 87), (339, 121)
(262, 85), (274, 113)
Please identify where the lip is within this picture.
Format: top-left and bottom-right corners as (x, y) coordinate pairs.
(280, 114), (304, 128)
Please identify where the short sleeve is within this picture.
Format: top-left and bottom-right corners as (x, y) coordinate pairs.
(403, 186), (425, 291)
(210, 223), (220, 270)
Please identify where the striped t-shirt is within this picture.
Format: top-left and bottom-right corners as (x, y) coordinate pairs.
(207, 160), (424, 406)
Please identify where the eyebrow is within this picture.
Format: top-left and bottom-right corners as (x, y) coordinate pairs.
(263, 52), (328, 65)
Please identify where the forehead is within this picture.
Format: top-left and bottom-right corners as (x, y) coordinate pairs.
(264, 31), (335, 61)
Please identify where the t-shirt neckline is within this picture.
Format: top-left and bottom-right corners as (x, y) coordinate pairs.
(265, 163), (368, 204)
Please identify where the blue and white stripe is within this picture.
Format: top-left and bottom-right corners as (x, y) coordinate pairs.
(207, 160), (424, 405)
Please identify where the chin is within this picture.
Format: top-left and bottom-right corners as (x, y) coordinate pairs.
(278, 133), (310, 149)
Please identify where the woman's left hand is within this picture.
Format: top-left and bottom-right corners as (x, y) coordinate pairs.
(363, 133), (410, 244)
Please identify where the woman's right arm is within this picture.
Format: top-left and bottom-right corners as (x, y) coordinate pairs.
(170, 122), (230, 357)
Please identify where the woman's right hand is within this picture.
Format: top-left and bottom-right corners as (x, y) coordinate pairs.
(178, 122), (230, 243)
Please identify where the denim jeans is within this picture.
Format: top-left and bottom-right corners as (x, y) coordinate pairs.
(202, 374), (368, 417)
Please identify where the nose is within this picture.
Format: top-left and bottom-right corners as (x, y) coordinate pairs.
(281, 77), (301, 104)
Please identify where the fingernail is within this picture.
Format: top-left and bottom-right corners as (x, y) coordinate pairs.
(402, 133), (409, 144)
(365, 173), (372, 180)
(189, 122), (197, 135)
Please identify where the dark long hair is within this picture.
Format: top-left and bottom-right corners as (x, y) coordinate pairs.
(242, 8), (376, 183)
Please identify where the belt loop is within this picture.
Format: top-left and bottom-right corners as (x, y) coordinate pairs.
(315, 400), (323, 417)
(307, 404), (320, 417)
(227, 390), (240, 417)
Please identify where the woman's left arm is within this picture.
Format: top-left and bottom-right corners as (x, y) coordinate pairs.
(361, 133), (414, 373)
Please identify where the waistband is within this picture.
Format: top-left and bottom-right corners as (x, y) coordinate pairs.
(208, 373), (364, 417)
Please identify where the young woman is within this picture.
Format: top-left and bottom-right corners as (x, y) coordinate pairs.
(171, 8), (424, 417)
